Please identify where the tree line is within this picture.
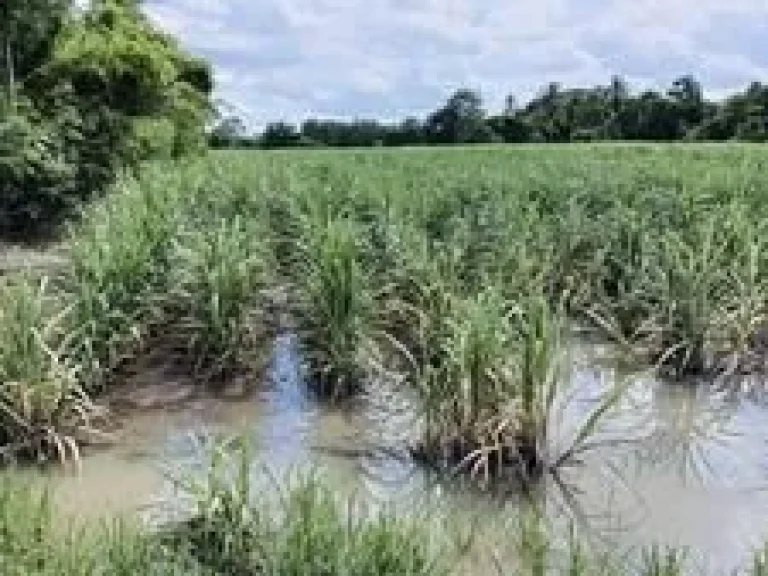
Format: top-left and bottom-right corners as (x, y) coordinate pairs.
(1, 0), (213, 239)
(212, 76), (768, 149)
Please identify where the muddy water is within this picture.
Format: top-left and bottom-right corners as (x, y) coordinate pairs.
(16, 334), (768, 573)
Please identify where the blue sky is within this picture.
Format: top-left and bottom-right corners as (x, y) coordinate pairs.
(145, 0), (768, 128)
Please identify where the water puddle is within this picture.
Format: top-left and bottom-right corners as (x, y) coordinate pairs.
(14, 333), (768, 573)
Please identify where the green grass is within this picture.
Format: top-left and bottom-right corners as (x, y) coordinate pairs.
(0, 476), (207, 576)
(62, 167), (182, 388)
(170, 214), (265, 381)
(292, 213), (377, 395)
(750, 542), (768, 576)
(164, 436), (451, 575)
(3, 143), (768, 572)
(3, 143), (768, 474)
(1, 446), (767, 575)
(414, 286), (523, 478)
(0, 275), (100, 463)
(0, 436), (452, 575)
(637, 545), (689, 576)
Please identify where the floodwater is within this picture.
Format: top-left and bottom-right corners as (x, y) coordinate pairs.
(14, 333), (768, 574)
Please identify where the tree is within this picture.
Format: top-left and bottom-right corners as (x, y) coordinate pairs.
(46, 0), (214, 162)
(604, 75), (629, 138)
(425, 89), (495, 144)
(0, 0), (71, 111)
(504, 94), (518, 116)
(210, 115), (247, 148)
(708, 81), (768, 142)
(735, 116), (768, 142)
(253, 77), (766, 149)
(1, 0), (214, 238)
(51, 0), (212, 116)
(635, 90), (683, 140)
(520, 82), (569, 142)
(261, 121), (302, 148)
(668, 75), (705, 133)
(391, 116), (425, 146)
(608, 76), (628, 114)
(486, 93), (530, 143)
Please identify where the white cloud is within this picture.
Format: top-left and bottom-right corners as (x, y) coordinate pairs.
(145, 0), (768, 127)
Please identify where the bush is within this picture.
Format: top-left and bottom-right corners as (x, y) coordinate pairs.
(0, 0), (213, 241)
(0, 108), (79, 238)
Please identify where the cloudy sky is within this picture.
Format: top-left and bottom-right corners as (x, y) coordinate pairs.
(145, 0), (768, 127)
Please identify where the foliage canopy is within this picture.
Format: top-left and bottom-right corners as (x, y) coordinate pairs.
(0, 0), (213, 238)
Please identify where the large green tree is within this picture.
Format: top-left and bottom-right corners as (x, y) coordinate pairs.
(49, 0), (213, 157)
(425, 89), (498, 144)
(0, 0), (71, 111)
(1, 0), (214, 238)
(668, 75), (705, 133)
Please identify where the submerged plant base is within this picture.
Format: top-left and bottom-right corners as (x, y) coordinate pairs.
(650, 345), (768, 382)
(595, 324), (768, 381)
(411, 436), (546, 485)
(304, 363), (366, 399)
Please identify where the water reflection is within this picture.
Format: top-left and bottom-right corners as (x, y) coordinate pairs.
(18, 333), (768, 574)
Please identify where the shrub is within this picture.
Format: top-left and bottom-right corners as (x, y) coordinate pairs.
(0, 108), (79, 238)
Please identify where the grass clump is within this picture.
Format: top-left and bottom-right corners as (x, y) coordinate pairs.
(292, 214), (379, 396)
(62, 171), (181, 389)
(165, 436), (451, 576)
(171, 215), (265, 381)
(642, 223), (729, 378)
(637, 545), (688, 576)
(0, 477), (206, 576)
(413, 290), (573, 481)
(0, 276), (101, 463)
(413, 289), (624, 484)
(494, 509), (698, 576)
(414, 287), (522, 478)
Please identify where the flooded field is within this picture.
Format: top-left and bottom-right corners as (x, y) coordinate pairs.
(5, 147), (768, 573)
(16, 332), (768, 574)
